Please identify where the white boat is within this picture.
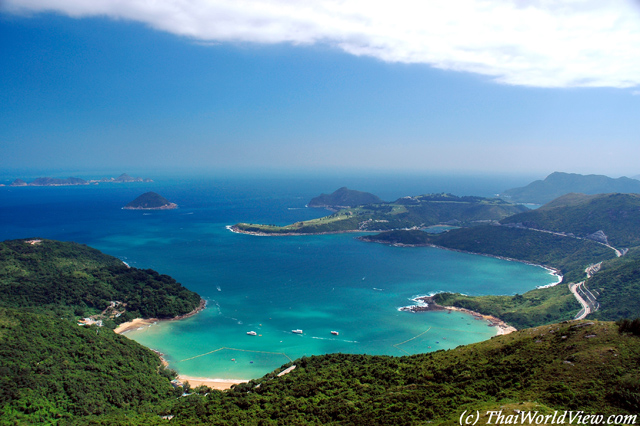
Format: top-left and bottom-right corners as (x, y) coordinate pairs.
(292, 329), (303, 334)
(247, 331), (257, 336)
(331, 331), (339, 335)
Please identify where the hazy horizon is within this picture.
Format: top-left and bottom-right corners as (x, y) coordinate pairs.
(2, 1), (639, 177)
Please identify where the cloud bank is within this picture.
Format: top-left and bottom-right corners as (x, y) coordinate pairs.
(4, 0), (640, 88)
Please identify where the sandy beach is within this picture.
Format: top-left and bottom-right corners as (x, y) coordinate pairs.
(114, 299), (248, 390)
(114, 298), (206, 335)
(176, 376), (247, 390)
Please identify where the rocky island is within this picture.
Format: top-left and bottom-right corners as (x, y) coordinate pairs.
(123, 192), (177, 210)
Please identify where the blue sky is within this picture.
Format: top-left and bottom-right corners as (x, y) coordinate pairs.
(1, 1), (639, 178)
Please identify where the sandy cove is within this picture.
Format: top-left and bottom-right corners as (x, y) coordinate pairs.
(114, 298), (206, 334)
(402, 295), (517, 336)
(114, 299), (247, 390)
(175, 376), (247, 391)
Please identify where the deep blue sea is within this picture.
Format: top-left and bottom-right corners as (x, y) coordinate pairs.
(0, 172), (555, 380)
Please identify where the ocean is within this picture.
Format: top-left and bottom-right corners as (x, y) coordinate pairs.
(0, 172), (556, 380)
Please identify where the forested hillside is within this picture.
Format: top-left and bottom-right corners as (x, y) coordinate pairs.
(0, 239), (201, 326)
(0, 309), (178, 425)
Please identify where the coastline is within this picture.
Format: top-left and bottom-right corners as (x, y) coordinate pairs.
(175, 376), (247, 391)
(401, 295), (517, 336)
(359, 235), (563, 285)
(227, 224), (372, 237)
(113, 299), (247, 390)
(114, 298), (206, 334)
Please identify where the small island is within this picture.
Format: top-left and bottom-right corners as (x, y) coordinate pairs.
(123, 192), (177, 210)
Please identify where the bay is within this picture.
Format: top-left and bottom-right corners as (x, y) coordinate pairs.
(0, 172), (555, 380)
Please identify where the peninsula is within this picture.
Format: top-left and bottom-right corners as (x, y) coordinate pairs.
(123, 191), (178, 210)
(233, 191), (527, 235)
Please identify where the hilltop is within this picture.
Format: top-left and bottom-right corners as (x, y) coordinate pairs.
(308, 187), (384, 209)
(123, 191), (178, 210)
(500, 172), (640, 204)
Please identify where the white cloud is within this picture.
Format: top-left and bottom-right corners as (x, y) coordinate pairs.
(4, 0), (640, 88)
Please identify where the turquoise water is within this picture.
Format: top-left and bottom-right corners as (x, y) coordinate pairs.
(0, 173), (556, 380)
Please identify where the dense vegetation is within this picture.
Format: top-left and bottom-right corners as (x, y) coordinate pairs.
(235, 193), (528, 234)
(500, 171), (640, 204)
(587, 248), (640, 321)
(0, 239), (201, 326)
(0, 308), (179, 425)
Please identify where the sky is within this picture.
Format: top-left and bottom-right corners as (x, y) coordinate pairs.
(1, 0), (640, 178)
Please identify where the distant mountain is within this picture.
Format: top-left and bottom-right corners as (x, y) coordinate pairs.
(308, 187), (383, 209)
(3, 173), (153, 186)
(501, 172), (640, 204)
(123, 192), (177, 210)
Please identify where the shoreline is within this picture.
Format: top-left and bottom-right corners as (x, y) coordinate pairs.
(227, 224), (372, 237)
(358, 236), (563, 285)
(400, 295), (517, 336)
(113, 299), (246, 390)
(175, 375), (248, 391)
(114, 298), (206, 334)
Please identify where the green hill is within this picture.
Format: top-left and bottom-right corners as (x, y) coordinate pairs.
(586, 247), (640, 321)
(0, 308), (178, 424)
(308, 187), (384, 209)
(500, 172), (640, 204)
(501, 192), (640, 248)
(0, 239), (201, 326)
